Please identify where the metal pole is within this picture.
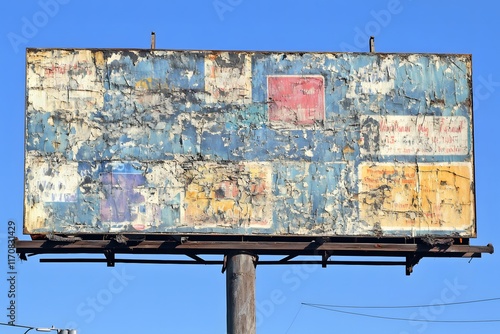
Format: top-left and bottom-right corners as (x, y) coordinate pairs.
(151, 32), (156, 49)
(226, 252), (257, 334)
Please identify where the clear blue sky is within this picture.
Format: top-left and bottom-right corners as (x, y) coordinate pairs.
(1, 0), (499, 333)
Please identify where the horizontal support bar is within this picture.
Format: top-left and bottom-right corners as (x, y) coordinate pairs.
(40, 258), (222, 265)
(39, 258), (406, 266)
(17, 240), (494, 258)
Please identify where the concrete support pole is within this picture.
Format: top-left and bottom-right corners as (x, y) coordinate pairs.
(226, 252), (257, 334)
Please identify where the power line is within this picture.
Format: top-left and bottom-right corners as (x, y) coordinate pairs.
(284, 304), (303, 334)
(303, 304), (500, 323)
(0, 322), (34, 329)
(302, 296), (500, 309)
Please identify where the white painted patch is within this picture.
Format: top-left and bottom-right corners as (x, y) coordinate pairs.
(346, 56), (396, 99)
(360, 115), (469, 156)
(27, 50), (104, 112)
(204, 52), (252, 104)
(26, 155), (79, 203)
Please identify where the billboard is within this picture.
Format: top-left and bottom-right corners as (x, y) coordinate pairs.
(24, 49), (475, 237)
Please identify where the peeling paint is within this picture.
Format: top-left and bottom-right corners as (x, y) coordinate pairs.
(24, 49), (475, 237)
(359, 163), (473, 236)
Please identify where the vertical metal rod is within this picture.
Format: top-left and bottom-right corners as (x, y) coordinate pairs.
(151, 32), (156, 49)
(369, 36), (375, 53)
(226, 252), (257, 334)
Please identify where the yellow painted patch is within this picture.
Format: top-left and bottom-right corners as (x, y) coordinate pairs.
(94, 51), (105, 66)
(359, 163), (473, 232)
(135, 78), (153, 90)
(184, 162), (272, 228)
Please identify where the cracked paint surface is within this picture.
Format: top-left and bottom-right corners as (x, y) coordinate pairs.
(359, 163), (473, 236)
(24, 49), (475, 237)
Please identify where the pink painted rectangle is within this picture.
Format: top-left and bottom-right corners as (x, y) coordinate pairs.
(267, 75), (325, 126)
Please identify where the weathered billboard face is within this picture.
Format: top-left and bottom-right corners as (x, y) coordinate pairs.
(25, 49), (475, 237)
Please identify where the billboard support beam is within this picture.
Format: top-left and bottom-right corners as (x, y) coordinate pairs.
(405, 255), (422, 276)
(322, 251), (330, 268)
(36, 257), (409, 266)
(226, 252), (258, 334)
(104, 249), (115, 267)
(15, 239), (493, 274)
(15, 239), (494, 257)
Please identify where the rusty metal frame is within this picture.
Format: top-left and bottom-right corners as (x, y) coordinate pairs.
(15, 236), (493, 275)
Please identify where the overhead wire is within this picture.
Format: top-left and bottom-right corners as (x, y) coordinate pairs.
(302, 304), (500, 323)
(0, 322), (35, 329)
(302, 296), (500, 309)
(284, 304), (303, 334)
(284, 297), (500, 331)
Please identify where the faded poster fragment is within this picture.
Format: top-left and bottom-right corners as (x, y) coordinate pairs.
(100, 162), (160, 231)
(27, 50), (105, 112)
(26, 158), (79, 203)
(359, 163), (474, 235)
(205, 52), (252, 104)
(360, 116), (469, 156)
(184, 162), (272, 228)
(267, 75), (325, 127)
